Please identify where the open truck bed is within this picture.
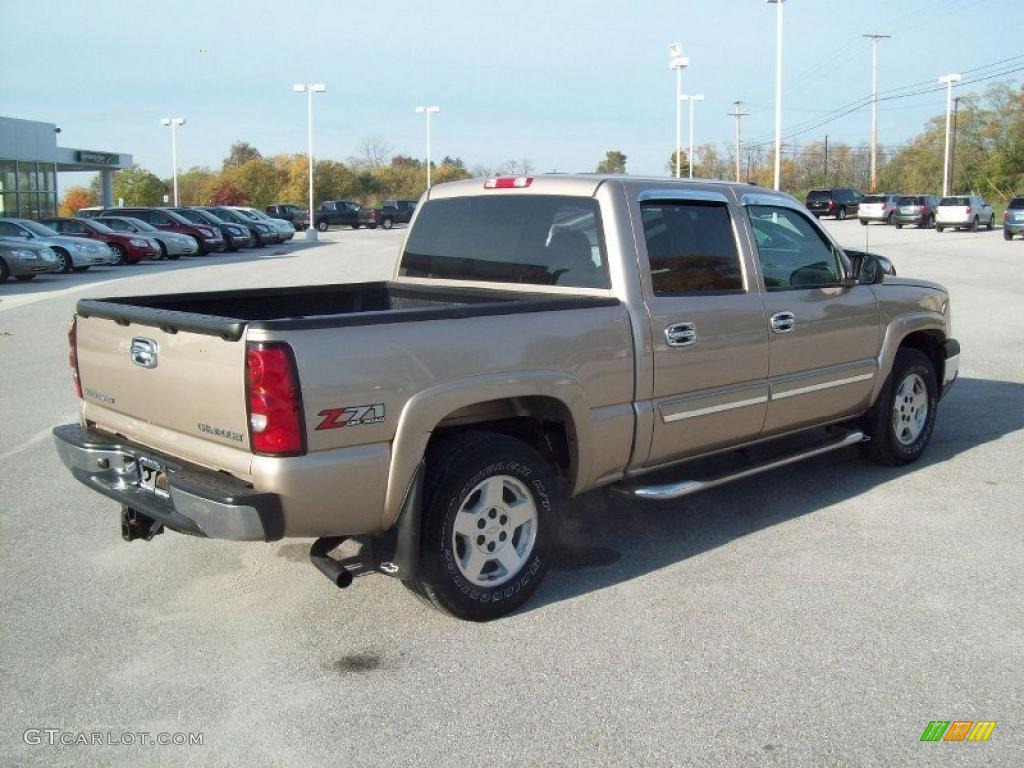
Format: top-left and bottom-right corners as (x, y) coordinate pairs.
(76, 281), (617, 340)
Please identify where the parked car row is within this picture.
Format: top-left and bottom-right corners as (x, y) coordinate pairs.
(308, 198), (417, 231)
(0, 205), (298, 284)
(805, 188), (1015, 235)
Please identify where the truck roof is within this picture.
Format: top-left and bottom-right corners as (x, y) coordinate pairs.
(427, 173), (780, 202)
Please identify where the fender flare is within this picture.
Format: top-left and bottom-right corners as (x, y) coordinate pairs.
(870, 312), (948, 405)
(382, 371), (590, 529)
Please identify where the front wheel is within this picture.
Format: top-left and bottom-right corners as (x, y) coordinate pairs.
(405, 431), (557, 621)
(887, 212), (895, 225)
(54, 248), (72, 273)
(987, 215), (995, 231)
(895, 223), (903, 229)
(317, 220), (328, 232)
(109, 244), (127, 265)
(861, 348), (938, 466)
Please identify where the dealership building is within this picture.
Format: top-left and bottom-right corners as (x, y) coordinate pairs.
(0, 116), (133, 218)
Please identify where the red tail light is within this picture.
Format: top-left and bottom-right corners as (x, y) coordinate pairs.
(827, 200), (835, 210)
(484, 176), (533, 189)
(920, 205), (926, 214)
(1005, 211), (1010, 221)
(965, 207), (972, 215)
(246, 343), (305, 455)
(68, 317), (82, 399)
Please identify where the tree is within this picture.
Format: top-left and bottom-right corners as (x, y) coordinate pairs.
(223, 141), (262, 169)
(112, 166), (167, 206)
(222, 157), (285, 208)
(596, 150), (626, 174)
(357, 135), (393, 168)
(665, 149), (689, 176)
(59, 186), (99, 216)
(440, 155), (466, 171)
(176, 166), (217, 205)
(390, 155), (421, 169)
(209, 180), (248, 205)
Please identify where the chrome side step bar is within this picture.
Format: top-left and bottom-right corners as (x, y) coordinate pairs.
(613, 430), (867, 501)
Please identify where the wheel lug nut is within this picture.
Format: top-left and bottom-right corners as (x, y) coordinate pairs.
(488, 509), (497, 519)
(477, 518), (485, 529)
(500, 514), (508, 525)
(499, 532), (507, 542)
(476, 535), (485, 546)
(487, 542), (495, 552)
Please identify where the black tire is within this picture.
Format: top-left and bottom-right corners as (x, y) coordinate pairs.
(895, 223), (903, 229)
(837, 207), (847, 221)
(1004, 229), (1013, 241)
(0, 258), (9, 282)
(317, 220), (328, 232)
(167, 252), (181, 260)
(987, 215), (995, 231)
(886, 212), (895, 225)
(14, 274), (35, 281)
(110, 243), (127, 265)
(405, 431), (558, 621)
(936, 224), (944, 232)
(861, 348), (938, 466)
(157, 241), (168, 260)
(367, 223), (378, 230)
(970, 217), (979, 232)
(382, 217), (394, 229)
(351, 223), (361, 229)
(53, 248), (72, 273)
(860, 219), (868, 226)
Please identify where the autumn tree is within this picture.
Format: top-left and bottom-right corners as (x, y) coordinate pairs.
(223, 141), (262, 169)
(596, 150), (627, 174)
(112, 166), (167, 206)
(59, 186), (99, 216)
(210, 180), (248, 205)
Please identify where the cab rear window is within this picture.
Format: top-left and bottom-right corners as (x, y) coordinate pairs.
(400, 196), (610, 289)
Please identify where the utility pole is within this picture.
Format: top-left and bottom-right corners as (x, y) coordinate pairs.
(950, 96), (961, 194)
(824, 134), (829, 185)
(863, 33), (890, 193)
(669, 44), (690, 179)
(728, 101), (749, 181)
(938, 73), (962, 196)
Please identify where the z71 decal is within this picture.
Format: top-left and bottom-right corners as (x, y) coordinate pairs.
(315, 403), (386, 430)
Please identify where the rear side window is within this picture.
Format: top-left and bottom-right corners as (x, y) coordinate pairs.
(940, 197), (970, 206)
(1009, 198), (1024, 210)
(640, 201), (742, 294)
(747, 206), (842, 290)
(807, 190), (831, 203)
(400, 195), (609, 289)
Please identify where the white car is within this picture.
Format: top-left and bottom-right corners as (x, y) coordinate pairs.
(229, 206), (295, 242)
(0, 219), (117, 272)
(935, 196), (995, 232)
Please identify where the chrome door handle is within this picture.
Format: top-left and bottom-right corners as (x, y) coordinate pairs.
(770, 311), (796, 333)
(665, 322), (698, 347)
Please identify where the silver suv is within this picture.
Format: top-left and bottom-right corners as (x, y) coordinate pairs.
(936, 196), (995, 232)
(858, 193), (902, 225)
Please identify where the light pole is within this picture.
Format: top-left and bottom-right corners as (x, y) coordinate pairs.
(680, 94), (705, 179)
(938, 73), (962, 197)
(728, 101), (749, 182)
(863, 33), (891, 192)
(668, 43), (690, 179)
(415, 106), (441, 189)
(160, 118), (185, 205)
(293, 83), (326, 241)
(766, 0), (784, 190)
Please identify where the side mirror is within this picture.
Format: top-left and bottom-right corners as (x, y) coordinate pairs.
(845, 249), (893, 285)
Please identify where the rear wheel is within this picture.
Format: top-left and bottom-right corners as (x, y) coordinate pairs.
(0, 259), (9, 282)
(987, 215), (995, 231)
(109, 244), (127, 265)
(405, 431), (557, 621)
(895, 223), (903, 229)
(970, 217), (979, 232)
(1005, 229), (1013, 241)
(860, 219), (868, 226)
(317, 220), (328, 232)
(936, 224), (944, 232)
(886, 212), (895, 225)
(837, 207), (847, 221)
(861, 348), (938, 466)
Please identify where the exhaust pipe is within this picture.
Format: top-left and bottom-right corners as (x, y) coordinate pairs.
(310, 536), (354, 589)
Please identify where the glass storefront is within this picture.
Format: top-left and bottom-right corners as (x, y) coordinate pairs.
(0, 160), (57, 218)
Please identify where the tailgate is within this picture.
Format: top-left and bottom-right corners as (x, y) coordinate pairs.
(75, 314), (252, 477)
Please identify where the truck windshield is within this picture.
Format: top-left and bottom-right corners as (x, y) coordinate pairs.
(400, 195), (610, 289)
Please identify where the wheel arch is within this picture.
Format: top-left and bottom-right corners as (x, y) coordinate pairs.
(871, 316), (948, 406)
(383, 373), (589, 530)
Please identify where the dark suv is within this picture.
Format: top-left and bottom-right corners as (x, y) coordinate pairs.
(805, 188), (861, 220)
(102, 208), (225, 254)
(265, 204), (309, 231)
(893, 195), (940, 229)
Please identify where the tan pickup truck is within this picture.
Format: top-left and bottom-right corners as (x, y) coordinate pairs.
(54, 175), (959, 620)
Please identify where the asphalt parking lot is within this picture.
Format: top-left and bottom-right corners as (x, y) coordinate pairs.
(2, 221), (1022, 767)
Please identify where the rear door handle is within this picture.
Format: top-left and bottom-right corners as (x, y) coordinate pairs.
(665, 322), (697, 347)
(770, 311), (796, 333)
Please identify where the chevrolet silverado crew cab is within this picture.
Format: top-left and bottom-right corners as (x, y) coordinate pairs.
(54, 175), (959, 620)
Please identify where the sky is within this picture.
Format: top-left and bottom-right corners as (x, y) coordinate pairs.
(1, 0), (1020, 180)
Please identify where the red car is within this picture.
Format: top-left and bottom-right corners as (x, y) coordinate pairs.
(39, 217), (160, 265)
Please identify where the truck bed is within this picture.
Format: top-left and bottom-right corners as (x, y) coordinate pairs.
(76, 281), (619, 340)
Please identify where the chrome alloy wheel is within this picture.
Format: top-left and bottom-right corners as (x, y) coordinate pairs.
(451, 475), (538, 587)
(892, 372), (929, 445)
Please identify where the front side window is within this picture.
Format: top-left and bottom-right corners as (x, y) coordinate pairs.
(747, 205), (842, 290)
(640, 200), (743, 294)
(400, 195), (609, 289)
